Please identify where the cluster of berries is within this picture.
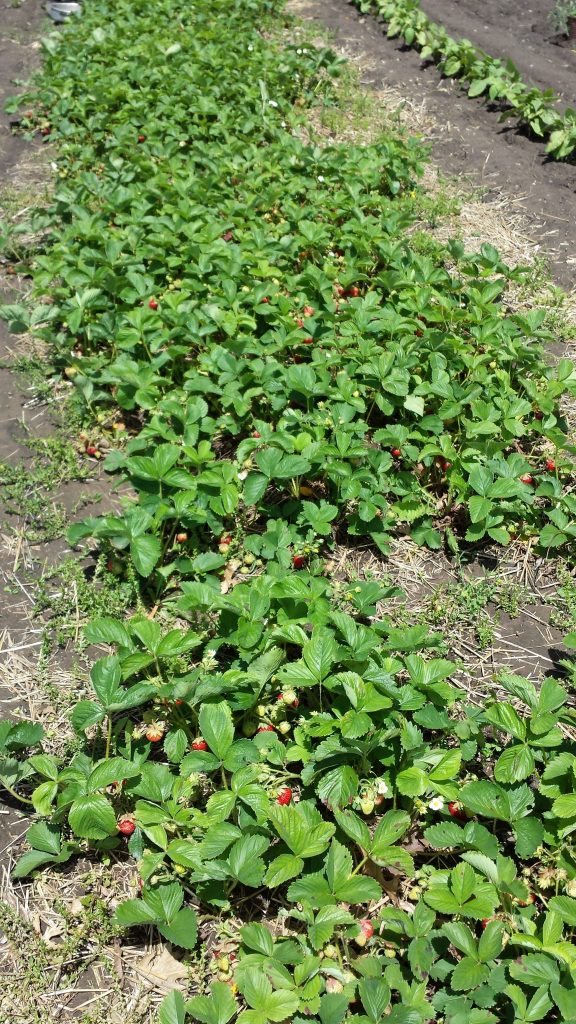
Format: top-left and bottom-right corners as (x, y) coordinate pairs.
(352, 778), (389, 815)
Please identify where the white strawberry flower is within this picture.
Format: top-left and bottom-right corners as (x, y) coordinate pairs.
(429, 797), (444, 812)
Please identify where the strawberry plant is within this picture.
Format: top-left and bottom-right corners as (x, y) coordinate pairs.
(1, 0), (576, 1022)
(354, 0), (576, 160)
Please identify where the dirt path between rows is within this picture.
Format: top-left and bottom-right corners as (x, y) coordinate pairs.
(294, 0), (576, 291)
(422, 0), (576, 103)
(0, 8), (121, 1009)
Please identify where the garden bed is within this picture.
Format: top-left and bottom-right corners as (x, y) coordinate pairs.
(295, 0), (576, 290)
(1, 2), (576, 1023)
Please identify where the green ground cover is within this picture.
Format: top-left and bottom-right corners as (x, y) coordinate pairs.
(1, 2), (576, 1022)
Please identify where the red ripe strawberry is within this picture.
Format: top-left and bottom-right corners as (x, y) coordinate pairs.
(303, 305), (315, 317)
(117, 816), (136, 836)
(296, 318), (305, 329)
(222, 230), (234, 242)
(252, 431), (261, 438)
(303, 337), (314, 345)
(277, 787), (292, 805)
(85, 445), (98, 456)
(293, 554), (306, 569)
(221, 535), (232, 545)
(359, 919), (374, 939)
(261, 296), (270, 304)
(481, 918), (492, 929)
(293, 354), (303, 364)
(336, 285), (346, 297)
(534, 409), (543, 420)
(391, 448), (401, 458)
(257, 724), (275, 733)
(148, 298), (158, 310)
(176, 532), (188, 544)
(192, 738), (208, 751)
(137, 134), (146, 143)
(348, 286), (360, 297)
(520, 473), (533, 485)
(545, 458), (555, 471)
(175, 699), (184, 705)
(448, 801), (466, 821)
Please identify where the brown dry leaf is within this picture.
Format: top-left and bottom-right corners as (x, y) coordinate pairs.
(221, 557), (241, 594)
(135, 946), (188, 993)
(43, 919), (66, 945)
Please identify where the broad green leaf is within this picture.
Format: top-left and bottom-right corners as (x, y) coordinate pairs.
(130, 534), (162, 577)
(115, 898), (160, 927)
(159, 990), (186, 1024)
(358, 977), (391, 1022)
(451, 958), (490, 991)
(478, 920), (505, 962)
(12, 849), (60, 878)
(302, 632), (338, 681)
(90, 656), (122, 708)
(199, 702), (235, 760)
(494, 744), (535, 784)
(186, 983), (237, 1024)
(158, 907), (198, 950)
(269, 804), (334, 858)
(548, 896), (576, 926)
(87, 757), (141, 792)
(552, 794), (576, 817)
(333, 808), (371, 849)
(227, 834), (268, 887)
(317, 765), (358, 810)
(442, 922), (477, 959)
(265, 854), (304, 888)
(68, 794), (117, 840)
(26, 821), (61, 856)
(371, 810), (410, 853)
(240, 923), (275, 956)
(514, 816), (544, 858)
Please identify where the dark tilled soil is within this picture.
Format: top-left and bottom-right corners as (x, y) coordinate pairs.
(0, 0), (49, 865)
(294, 0), (576, 289)
(0, 2), (113, 878)
(421, 0), (576, 102)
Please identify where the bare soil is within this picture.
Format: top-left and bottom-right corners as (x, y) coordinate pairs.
(421, 0), (576, 101)
(293, 0), (576, 289)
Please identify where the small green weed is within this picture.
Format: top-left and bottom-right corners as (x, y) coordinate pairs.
(35, 554), (142, 648)
(0, 436), (92, 541)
